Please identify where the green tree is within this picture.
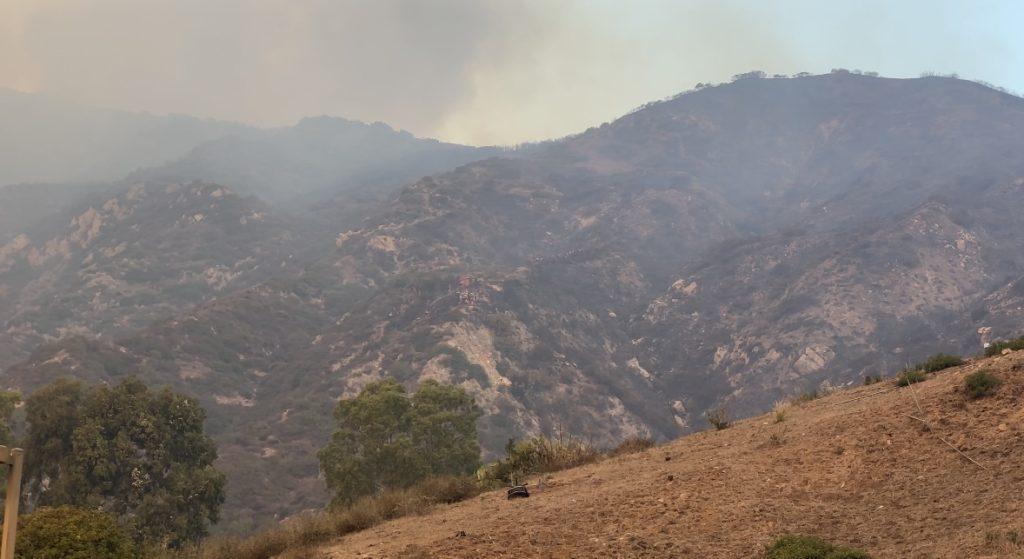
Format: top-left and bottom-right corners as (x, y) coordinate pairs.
(23, 378), (225, 549)
(411, 380), (482, 477)
(0, 391), (20, 446)
(319, 379), (481, 507)
(16, 506), (135, 559)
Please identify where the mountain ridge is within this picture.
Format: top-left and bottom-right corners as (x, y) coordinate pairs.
(4, 72), (1024, 530)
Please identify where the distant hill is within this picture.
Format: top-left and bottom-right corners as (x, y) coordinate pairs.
(5, 72), (1024, 530)
(133, 116), (502, 206)
(0, 88), (249, 186)
(0, 182), (109, 243)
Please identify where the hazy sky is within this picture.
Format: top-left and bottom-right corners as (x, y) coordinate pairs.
(2, 0), (1022, 145)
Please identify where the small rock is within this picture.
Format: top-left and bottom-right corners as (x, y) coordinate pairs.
(1002, 348), (1014, 355)
(998, 423), (1008, 432)
(667, 474), (674, 482)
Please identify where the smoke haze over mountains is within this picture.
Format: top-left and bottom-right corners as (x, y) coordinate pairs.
(3, 0), (1022, 145)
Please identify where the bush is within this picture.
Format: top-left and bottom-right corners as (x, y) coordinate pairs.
(17, 506), (135, 559)
(863, 374), (884, 386)
(608, 436), (656, 457)
(964, 370), (1002, 399)
(413, 475), (479, 504)
(792, 389), (821, 404)
(766, 534), (871, 559)
(896, 369), (928, 387)
(706, 407), (731, 430)
(919, 353), (963, 373)
(985, 335), (1024, 357)
(477, 435), (602, 486)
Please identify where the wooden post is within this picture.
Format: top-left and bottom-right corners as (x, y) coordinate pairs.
(0, 446), (24, 559)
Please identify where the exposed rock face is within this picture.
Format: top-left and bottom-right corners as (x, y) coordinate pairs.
(5, 72), (1024, 530)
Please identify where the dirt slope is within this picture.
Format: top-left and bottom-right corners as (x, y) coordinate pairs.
(313, 351), (1024, 558)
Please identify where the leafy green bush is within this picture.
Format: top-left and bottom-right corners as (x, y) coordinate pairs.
(919, 353), (963, 373)
(17, 506), (135, 559)
(896, 369), (928, 387)
(964, 370), (1002, 399)
(985, 335), (1024, 357)
(766, 534), (871, 559)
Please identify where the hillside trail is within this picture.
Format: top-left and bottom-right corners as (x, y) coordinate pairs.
(313, 352), (1024, 558)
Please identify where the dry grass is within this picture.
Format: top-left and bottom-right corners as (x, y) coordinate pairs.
(154, 476), (479, 559)
(773, 401), (790, 423)
(505, 435), (603, 479)
(160, 434), (631, 559)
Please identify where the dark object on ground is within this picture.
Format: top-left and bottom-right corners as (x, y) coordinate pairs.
(507, 485), (530, 499)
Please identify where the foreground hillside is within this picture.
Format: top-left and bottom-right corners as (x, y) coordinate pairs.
(313, 350), (1024, 558)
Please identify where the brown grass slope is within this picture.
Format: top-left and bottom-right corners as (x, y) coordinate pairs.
(310, 351), (1024, 558)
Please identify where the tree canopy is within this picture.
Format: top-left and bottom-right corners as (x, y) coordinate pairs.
(22, 378), (225, 548)
(0, 391), (19, 446)
(318, 379), (481, 506)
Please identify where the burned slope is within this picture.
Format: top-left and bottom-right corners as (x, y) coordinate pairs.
(7, 72), (1024, 530)
(0, 182), (302, 370)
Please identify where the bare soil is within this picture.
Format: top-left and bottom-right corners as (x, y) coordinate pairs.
(314, 352), (1024, 558)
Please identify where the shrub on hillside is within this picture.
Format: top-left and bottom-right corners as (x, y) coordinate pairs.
(773, 402), (790, 423)
(706, 407), (731, 430)
(17, 506), (135, 559)
(477, 435), (602, 486)
(766, 534), (871, 559)
(792, 389), (821, 404)
(919, 353), (963, 373)
(964, 370), (1002, 399)
(608, 436), (656, 457)
(896, 369), (928, 387)
(863, 374), (885, 386)
(985, 335), (1024, 357)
